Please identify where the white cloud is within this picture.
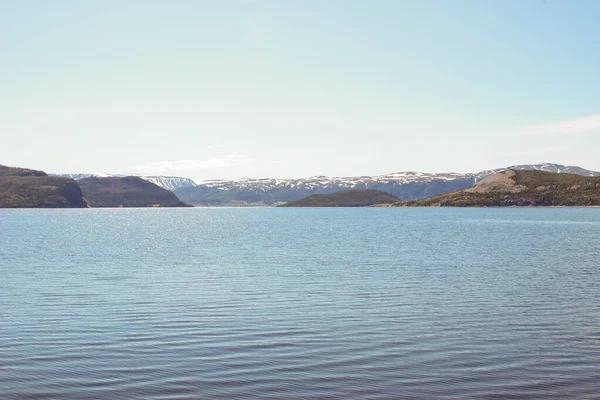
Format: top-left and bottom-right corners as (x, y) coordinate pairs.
(128, 153), (254, 173)
(521, 114), (600, 135)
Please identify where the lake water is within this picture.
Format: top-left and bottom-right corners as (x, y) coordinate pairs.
(1, 208), (600, 399)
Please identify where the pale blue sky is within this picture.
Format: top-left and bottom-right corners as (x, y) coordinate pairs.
(2, 0), (600, 180)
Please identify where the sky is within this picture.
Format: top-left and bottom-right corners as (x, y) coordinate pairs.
(2, 0), (600, 181)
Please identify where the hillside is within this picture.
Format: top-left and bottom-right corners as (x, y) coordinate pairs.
(397, 170), (600, 207)
(279, 189), (400, 207)
(52, 173), (197, 191)
(0, 165), (48, 177)
(175, 163), (600, 206)
(78, 177), (191, 208)
(0, 165), (88, 208)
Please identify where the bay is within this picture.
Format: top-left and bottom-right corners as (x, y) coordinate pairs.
(1, 208), (599, 399)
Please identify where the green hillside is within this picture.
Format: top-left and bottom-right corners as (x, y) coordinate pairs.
(279, 189), (400, 207)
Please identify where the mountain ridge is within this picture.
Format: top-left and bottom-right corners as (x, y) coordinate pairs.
(51, 173), (197, 191)
(174, 163), (600, 205)
(394, 169), (600, 207)
(0, 165), (88, 208)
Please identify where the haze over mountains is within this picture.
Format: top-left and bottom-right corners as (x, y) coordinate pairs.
(53, 163), (600, 206)
(174, 163), (600, 205)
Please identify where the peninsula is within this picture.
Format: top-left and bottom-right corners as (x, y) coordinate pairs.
(0, 165), (87, 208)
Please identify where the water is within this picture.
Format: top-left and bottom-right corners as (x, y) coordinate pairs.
(1, 208), (600, 399)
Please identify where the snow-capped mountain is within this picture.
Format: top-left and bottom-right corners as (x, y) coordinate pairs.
(175, 173), (475, 205)
(51, 173), (197, 191)
(141, 176), (198, 191)
(478, 163), (600, 178)
(174, 164), (600, 205)
(52, 173), (124, 180)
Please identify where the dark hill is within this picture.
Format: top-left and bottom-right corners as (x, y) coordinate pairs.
(0, 165), (87, 208)
(0, 164), (48, 177)
(78, 176), (191, 208)
(397, 170), (600, 207)
(279, 189), (400, 207)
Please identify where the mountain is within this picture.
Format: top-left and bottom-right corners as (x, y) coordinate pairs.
(77, 177), (191, 208)
(0, 165), (87, 208)
(174, 164), (600, 206)
(475, 163), (600, 179)
(279, 189), (400, 207)
(51, 173), (197, 191)
(142, 176), (197, 191)
(0, 165), (48, 177)
(175, 173), (476, 206)
(398, 170), (600, 207)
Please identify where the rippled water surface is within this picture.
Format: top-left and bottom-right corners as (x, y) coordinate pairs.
(2, 208), (600, 399)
